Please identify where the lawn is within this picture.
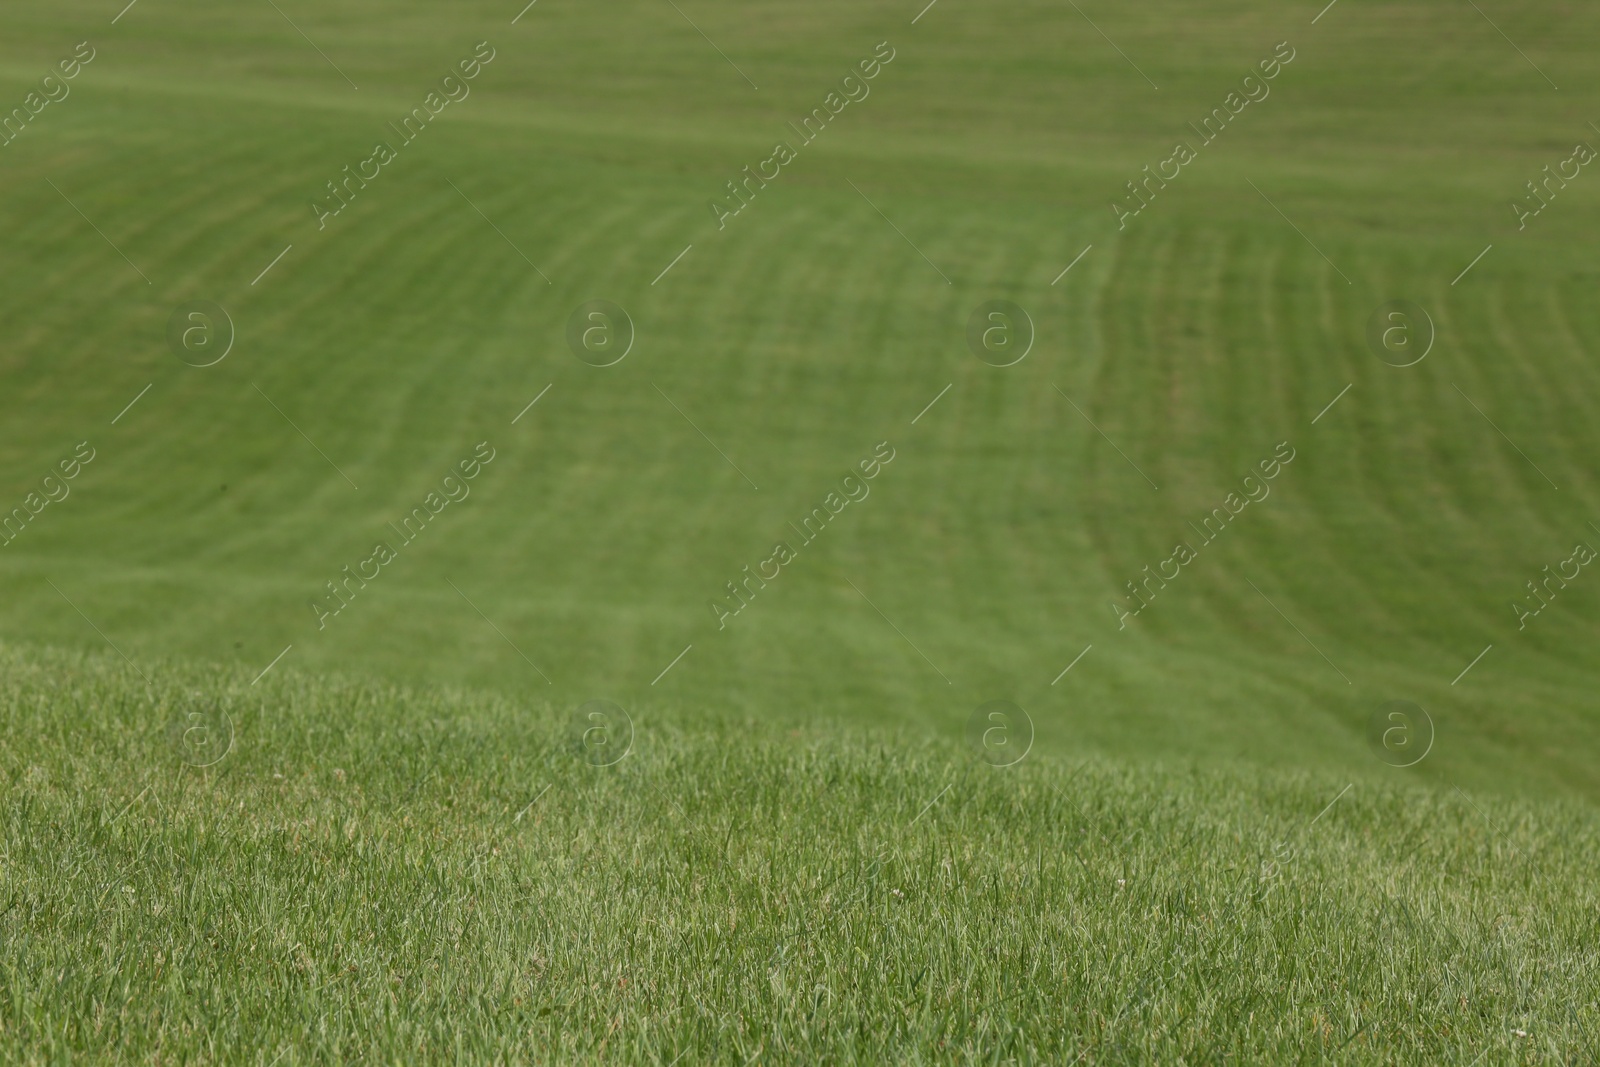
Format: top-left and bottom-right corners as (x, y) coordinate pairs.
(1, 0), (1597, 1060)
(3, 645), (1597, 1063)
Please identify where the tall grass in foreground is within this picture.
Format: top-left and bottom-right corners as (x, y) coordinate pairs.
(1, 643), (1596, 1064)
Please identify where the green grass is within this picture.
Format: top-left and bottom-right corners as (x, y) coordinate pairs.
(1, 0), (1597, 796)
(3, 644), (1597, 1064)
(2, 0), (1599, 1059)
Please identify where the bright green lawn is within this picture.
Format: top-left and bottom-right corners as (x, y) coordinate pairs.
(1, 0), (1599, 1059)
(2, 645), (1597, 1064)
(0, 0), (1597, 798)
(0, 0), (1597, 793)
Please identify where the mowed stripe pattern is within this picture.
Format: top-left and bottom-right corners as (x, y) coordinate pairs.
(0, 0), (1595, 796)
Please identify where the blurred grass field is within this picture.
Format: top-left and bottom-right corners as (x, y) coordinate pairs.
(1, 0), (1598, 1060)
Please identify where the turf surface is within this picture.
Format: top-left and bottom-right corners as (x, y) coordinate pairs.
(1, 0), (1598, 1060)
(4, 646), (1598, 1063)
